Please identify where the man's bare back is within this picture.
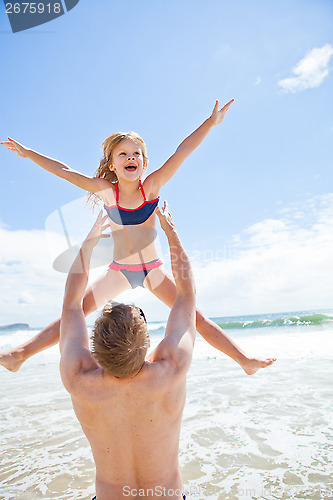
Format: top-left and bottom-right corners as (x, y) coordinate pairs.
(69, 359), (186, 499)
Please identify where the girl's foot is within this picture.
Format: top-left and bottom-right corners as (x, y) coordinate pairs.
(241, 357), (277, 375)
(0, 348), (25, 372)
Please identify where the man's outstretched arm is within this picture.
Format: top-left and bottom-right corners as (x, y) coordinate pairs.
(151, 202), (196, 372)
(59, 213), (110, 390)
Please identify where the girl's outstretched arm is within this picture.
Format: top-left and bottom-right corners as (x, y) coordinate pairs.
(0, 137), (108, 193)
(145, 99), (234, 193)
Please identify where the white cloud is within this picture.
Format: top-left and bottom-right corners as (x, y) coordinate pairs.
(1, 194), (333, 326)
(18, 292), (35, 305)
(278, 44), (333, 93)
(0, 227), (67, 325)
(191, 194), (333, 316)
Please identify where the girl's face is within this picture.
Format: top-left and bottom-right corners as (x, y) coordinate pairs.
(110, 139), (146, 182)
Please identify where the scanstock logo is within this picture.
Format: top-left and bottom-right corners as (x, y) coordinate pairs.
(3, 0), (80, 33)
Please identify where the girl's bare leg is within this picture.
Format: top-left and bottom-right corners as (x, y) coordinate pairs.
(0, 269), (129, 372)
(144, 267), (276, 375)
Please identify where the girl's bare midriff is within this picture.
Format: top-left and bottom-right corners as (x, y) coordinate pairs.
(109, 213), (160, 265)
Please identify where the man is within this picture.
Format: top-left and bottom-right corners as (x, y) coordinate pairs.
(60, 202), (196, 500)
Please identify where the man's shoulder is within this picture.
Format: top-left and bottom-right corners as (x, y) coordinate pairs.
(142, 358), (187, 387)
(145, 331), (194, 378)
(63, 362), (104, 399)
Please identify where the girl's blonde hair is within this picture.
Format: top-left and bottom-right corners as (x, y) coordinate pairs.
(88, 132), (148, 208)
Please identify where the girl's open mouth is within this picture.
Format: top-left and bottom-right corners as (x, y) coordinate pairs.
(125, 165), (137, 171)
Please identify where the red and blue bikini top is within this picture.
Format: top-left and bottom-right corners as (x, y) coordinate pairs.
(104, 180), (159, 225)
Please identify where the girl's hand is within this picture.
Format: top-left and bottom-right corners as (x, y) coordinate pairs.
(83, 211), (110, 247)
(0, 137), (28, 158)
(209, 99), (234, 126)
(155, 201), (177, 235)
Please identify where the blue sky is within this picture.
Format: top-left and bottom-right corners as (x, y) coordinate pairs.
(1, 0), (333, 325)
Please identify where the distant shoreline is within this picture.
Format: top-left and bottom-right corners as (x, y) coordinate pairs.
(1, 309), (332, 332)
(0, 323), (30, 331)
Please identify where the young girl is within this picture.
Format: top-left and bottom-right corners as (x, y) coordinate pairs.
(0, 100), (275, 374)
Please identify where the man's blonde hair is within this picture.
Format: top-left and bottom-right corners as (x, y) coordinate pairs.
(91, 303), (149, 377)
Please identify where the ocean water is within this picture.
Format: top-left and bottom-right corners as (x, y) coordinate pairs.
(0, 311), (332, 500)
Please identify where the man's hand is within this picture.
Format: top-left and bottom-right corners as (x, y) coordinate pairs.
(0, 137), (28, 157)
(155, 201), (176, 235)
(209, 99), (234, 126)
(83, 211), (110, 248)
